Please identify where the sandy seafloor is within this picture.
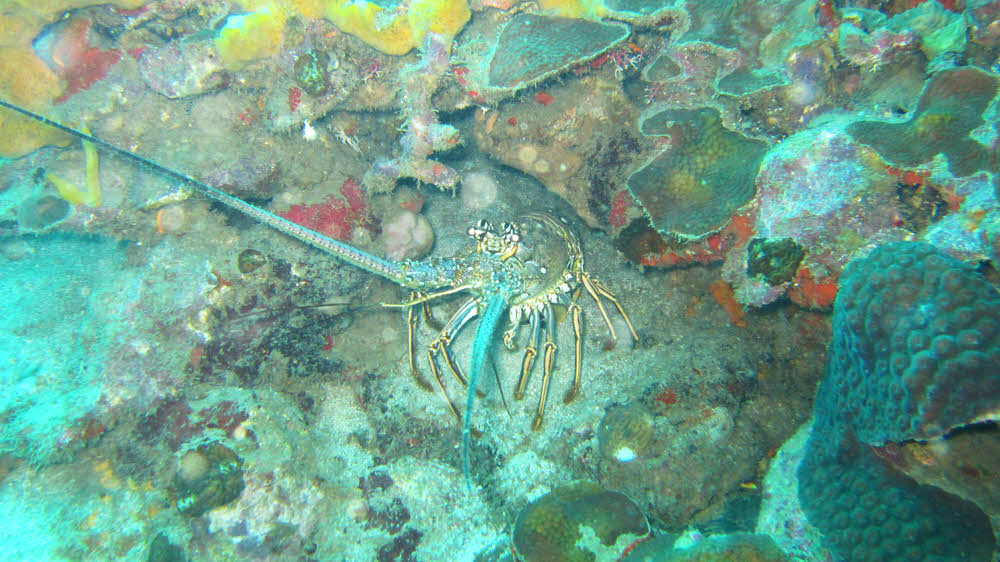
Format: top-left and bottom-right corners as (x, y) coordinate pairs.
(0, 1), (998, 561)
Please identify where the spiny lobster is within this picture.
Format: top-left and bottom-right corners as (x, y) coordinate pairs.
(0, 99), (637, 488)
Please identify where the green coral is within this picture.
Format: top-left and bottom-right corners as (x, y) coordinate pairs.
(293, 49), (331, 97)
(847, 67), (998, 177)
(798, 242), (998, 561)
(627, 106), (768, 239)
(173, 442), (245, 517)
(512, 481), (648, 562)
(488, 14), (629, 90)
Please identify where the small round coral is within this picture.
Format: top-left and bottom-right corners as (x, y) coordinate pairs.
(460, 171), (499, 210)
(598, 402), (654, 464)
(380, 209), (434, 260)
(173, 442), (245, 517)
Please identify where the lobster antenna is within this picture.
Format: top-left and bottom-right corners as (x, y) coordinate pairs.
(0, 98), (416, 285)
(0, 99), (221, 194)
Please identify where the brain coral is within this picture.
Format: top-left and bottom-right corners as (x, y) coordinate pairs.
(825, 242), (1000, 443)
(798, 241), (998, 561)
(512, 481), (647, 561)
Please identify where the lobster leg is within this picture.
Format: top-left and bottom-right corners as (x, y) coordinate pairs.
(564, 302), (583, 404)
(514, 307), (542, 401)
(502, 306), (522, 351)
(532, 303), (558, 431)
(589, 277), (639, 344)
(406, 298), (433, 391)
(426, 298), (480, 422)
(579, 272), (639, 346)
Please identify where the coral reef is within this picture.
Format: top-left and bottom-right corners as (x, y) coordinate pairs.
(487, 14), (629, 92)
(841, 2), (967, 64)
(598, 402), (655, 464)
(622, 531), (790, 561)
(0, 45), (70, 157)
(892, 428), (1000, 530)
(593, 367), (800, 530)
(0, 1), (146, 156)
(279, 178), (372, 241)
(214, 4), (287, 69)
(173, 442), (245, 517)
(473, 74), (641, 226)
(920, 169), (1000, 264)
(796, 242), (999, 560)
(745, 238), (804, 286)
(137, 38), (229, 99)
(754, 425), (832, 561)
(16, 195), (72, 231)
(320, 0), (471, 55)
(0, 234), (203, 465)
(447, 11), (635, 107)
(4, 0), (1000, 559)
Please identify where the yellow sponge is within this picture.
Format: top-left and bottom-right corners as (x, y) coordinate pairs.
(47, 124), (102, 208)
(9, 0), (146, 20)
(215, 3), (288, 69)
(537, 0), (606, 19)
(323, 0), (471, 55)
(0, 45), (71, 158)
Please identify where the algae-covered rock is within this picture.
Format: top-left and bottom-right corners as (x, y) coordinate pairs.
(745, 238), (805, 286)
(18, 195), (71, 231)
(293, 49), (332, 97)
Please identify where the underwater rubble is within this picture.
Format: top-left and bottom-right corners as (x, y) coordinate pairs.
(0, 0), (998, 560)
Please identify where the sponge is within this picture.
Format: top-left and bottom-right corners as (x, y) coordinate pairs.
(214, 3), (288, 69)
(322, 0), (471, 55)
